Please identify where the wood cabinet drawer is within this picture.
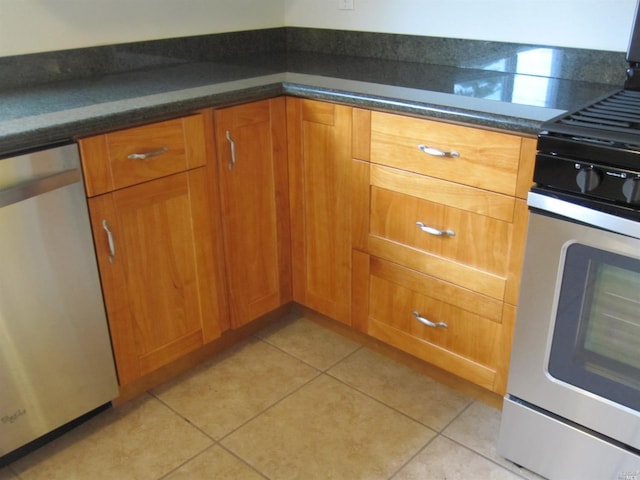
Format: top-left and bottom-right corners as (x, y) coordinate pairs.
(367, 257), (504, 390)
(370, 111), (522, 196)
(369, 163), (515, 300)
(371, 185), (512, 276)
(79, 114), (207, 196)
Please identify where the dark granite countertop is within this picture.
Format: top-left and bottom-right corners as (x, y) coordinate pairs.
(0, 51), (620, 156)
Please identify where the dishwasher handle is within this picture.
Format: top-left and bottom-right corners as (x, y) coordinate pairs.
(0, 168), (82, 209)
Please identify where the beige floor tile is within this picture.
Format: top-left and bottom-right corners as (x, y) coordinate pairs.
(393, 436), (523, 480)
(10, 395), (212, 480)
(257, 313), (362, 370)
(443, 401), (545, 480)
(222, 374), (436, 480)
(328, 348), (472, 431)
(152, 338), (319, 440)
(0, 467), (18, 480)
(163, 445), (265, 479)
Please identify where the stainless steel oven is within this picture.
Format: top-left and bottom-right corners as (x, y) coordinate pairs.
(498, 191), (640, 480)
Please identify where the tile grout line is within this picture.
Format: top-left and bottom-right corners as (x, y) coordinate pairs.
(148, 361), (318, 480)
(438, 432), (532, 480)
(438, 400), (533, 480)
(253, 328), (511, 477)
(386, 431), (440, 480)
(253, 331), (367, 374)
(154, 444), (219, 480)
(216, 443), (272, 480)
(208, 337), (371, 479)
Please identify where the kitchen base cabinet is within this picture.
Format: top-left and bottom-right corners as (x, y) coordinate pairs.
(214, 98), (292, 329)
(77, 98), (535, 400)
(79, 112), (228, 386)
(363, 111), (535, 395)
(286, 98), (354, 325)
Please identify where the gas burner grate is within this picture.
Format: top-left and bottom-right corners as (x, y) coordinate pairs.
(559, 90), (640, 135)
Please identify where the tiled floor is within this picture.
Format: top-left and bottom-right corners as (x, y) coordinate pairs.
(1, 313), (544, 480)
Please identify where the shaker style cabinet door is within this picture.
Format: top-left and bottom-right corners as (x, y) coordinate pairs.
(214, 98), (292, 328)
(286, 98), (354, 325)
(79, 113), (228, 386)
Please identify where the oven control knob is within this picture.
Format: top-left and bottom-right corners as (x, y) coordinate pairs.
(576, 166), (601, 193)
(623, 176), (640, 204)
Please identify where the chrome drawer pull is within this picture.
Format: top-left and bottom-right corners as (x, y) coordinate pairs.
(416, 221), (455, 237)
(412, 310), (448, 329)
(418, 144), (460, 158)
(127, 146), (169, 160)
(102, 219), (116, 264)
(225, 130), (237, 171)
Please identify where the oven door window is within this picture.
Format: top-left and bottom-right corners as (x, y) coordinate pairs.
(548, 243), (640, 412)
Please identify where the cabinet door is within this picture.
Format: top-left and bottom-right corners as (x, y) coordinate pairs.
(89, 169), (226, 385)
(287, 98), (353, 325)
(214, 98), (292, 328)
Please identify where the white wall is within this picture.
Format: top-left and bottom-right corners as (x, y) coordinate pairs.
(285, 0), (638, 51)
(0, 0), (636, 57)
(0, 0), (284, 57)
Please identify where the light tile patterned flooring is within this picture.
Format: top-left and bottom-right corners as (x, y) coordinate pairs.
(1, 313), (544, 480)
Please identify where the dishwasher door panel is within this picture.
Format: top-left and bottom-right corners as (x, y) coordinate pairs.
(0, 144), (118, 457)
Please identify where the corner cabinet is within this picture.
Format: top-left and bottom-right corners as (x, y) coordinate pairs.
(76, 95), (536, 399)
(213, 98), (292, 329)
(78, 112), (228, 386)
(286, 98), (360, 326)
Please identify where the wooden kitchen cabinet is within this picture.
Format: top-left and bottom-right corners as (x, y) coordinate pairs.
(78, 112), (228, 386)
(286, 98), (356, 325)
(214, 98), (292, 329)
(363, 111), (534, 394)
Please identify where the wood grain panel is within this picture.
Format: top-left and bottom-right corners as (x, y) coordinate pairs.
(89, 169), (223, 385)
(515, 136), (537, 199)
(369, 272), (501, 367)
(79, 113), (208, 195)
(215, 99), (291, 328)
(352, 108), (371, 161)
(370, 164), (515, 222)
(78, 135), (113, 197)
(504, 199), (530, 306)
(371, 111), (521, 196)
(287, 98), (353, 325)
(371, 186), (512, 276)
(368, 235), (506, 300)
(370, 257), (503, 323)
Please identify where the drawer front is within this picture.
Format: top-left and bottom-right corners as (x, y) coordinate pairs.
(371, 185), (512, 277)
(80, 114), (207, 195)
(368, 258), (503, 390)
(369, 163), (514, 300)
(370, 111), (522, 196)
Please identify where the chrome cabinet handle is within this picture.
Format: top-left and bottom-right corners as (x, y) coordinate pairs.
(102, 219), (116, 264)
(225, 130), (237, 171)
(418, 144), (460, 158)
(416, 221), (455, 237)
(412, 310), (448, 329)
(127, 146), (169, 160)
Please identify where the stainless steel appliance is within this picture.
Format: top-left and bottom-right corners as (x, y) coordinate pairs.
(0, 144), (118, 461)
(498, 5), (640, 478)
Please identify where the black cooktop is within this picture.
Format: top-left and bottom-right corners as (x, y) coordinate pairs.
(538, 89), (640, 171)
(541, 89), (640, 147)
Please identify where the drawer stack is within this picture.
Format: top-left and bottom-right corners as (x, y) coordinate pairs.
(365, 111), (532, 394)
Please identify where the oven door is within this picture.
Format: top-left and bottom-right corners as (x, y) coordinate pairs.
(506, 192), (640, 451)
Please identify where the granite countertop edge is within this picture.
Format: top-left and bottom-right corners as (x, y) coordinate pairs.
(0, 66), (594, 156)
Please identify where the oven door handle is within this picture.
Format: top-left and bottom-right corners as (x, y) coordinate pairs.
(527, 191), (640, 240)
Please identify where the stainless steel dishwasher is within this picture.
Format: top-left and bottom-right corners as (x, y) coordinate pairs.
(0, 143), (118, 460)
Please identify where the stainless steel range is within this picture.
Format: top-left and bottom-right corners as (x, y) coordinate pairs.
(498, 4), (640, 480)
